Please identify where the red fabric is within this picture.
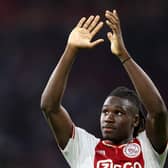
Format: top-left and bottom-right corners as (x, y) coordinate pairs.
(94, 138), (144, 168)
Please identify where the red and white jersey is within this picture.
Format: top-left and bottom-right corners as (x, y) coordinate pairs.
(61, 127), (168, 168)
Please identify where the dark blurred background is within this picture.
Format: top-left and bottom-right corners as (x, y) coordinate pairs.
(0, 0), (167, 167)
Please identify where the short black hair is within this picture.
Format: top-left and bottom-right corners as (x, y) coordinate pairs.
(109, 86), (146, 137)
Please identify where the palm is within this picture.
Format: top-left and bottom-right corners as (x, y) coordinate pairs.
(68, 27), (93, 48)
(111, 33), (124, 56)
(68, 16), (104, 49)
(106, 10), (127, 57)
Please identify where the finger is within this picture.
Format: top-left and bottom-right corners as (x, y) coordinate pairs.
(76, 17), (87, 28)
(105, 10), (119, 24)
(106, 9), (118, 17)
(113, 9), (118, 17)
(88, 15), (100, 32)
(106, 10), (121, 35)
(107, 32), (113, 42)
(90, 21), (104, 37)
(90, 39), (104, 47)
(105, 11), (119, 25)
(82, 15), (95, 29)
(106, 20), (118, 34)
(105, 10), (113, 17)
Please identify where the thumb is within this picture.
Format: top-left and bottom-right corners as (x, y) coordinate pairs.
(90, 39), (104, 47)
(107, 32), (113, 42)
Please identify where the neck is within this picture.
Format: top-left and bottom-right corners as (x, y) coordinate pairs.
(103, 136), (134, 146)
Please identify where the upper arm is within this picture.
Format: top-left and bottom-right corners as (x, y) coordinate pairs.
(42, 105), (74, 149)
(145, 107), (168, 153)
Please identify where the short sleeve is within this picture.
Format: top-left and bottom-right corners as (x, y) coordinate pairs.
(137, 131), (168, 168)
(60, 126), (100, 167)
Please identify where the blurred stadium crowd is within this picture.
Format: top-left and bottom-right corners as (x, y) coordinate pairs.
(0, 0), (167, 167)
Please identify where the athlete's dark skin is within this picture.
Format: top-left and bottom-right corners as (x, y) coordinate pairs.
(40, 10), (168, 154)
(101, 96), (139, 145)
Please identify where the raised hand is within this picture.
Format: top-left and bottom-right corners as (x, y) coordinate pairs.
(68, 15), (104, 49)
(105, 10), (128, 60)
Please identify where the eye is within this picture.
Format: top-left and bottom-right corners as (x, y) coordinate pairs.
(115, 110), (123, 116)
(102, 110), (109, 115)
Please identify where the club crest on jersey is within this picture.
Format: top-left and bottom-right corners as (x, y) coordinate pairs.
(123, 143), (141, 158)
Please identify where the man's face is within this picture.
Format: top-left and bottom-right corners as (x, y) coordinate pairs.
(100, 96), (139, 144)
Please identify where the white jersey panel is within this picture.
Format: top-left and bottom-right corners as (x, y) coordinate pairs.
(137, 131), (168, 168)
(61, 127), (99, 168)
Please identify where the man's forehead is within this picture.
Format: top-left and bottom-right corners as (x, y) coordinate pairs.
(103, 96), (132, 106)
(103, 96), (139, 115)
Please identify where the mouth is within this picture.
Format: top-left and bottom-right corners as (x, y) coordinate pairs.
(102, 126), (116, 132)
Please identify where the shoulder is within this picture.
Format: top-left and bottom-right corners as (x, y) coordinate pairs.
(61, 126), (100, 167)
(63, 126), (100, 152)
(137, 131), (168, 153)
(137, 131), (168, 167)
(74, 126), (100, 143)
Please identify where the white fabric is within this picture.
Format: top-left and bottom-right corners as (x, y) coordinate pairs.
(137, 131), (168, 168)
(61, 127), (99, 168)
(61, 127), (168, 168)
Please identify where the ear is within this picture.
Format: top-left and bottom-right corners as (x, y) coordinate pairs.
(133, 114), (140, 127)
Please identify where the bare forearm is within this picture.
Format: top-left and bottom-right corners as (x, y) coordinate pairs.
(106, 9), (167, 153)
(41, 44), (78, 112)
(122, 54), (167, 115)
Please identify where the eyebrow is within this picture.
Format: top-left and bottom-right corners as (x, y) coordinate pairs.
(103, 104), (124, 108)
(102, 105), (126, 111)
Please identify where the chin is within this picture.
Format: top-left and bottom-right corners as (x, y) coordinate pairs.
(102, 133), (113, 140)
(102, 132), (121, 142)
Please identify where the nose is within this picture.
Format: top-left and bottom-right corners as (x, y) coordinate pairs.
(105, 112), (115, 122)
